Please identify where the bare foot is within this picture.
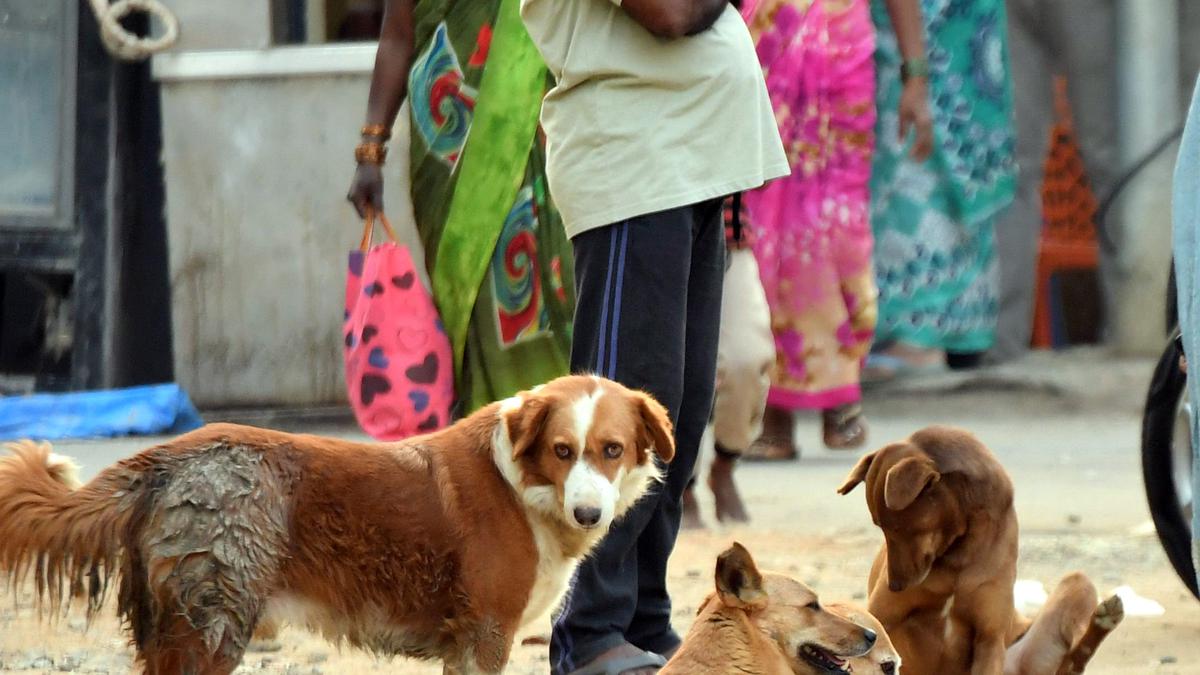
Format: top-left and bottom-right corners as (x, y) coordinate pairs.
(570, 643), (667, 675)
(708, 452), (749, 523)
(681, 486), (705, 530)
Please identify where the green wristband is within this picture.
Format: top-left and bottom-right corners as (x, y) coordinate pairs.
(901, 58), (930, 83)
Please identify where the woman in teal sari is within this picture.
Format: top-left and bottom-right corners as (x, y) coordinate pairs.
(867, 0), (1017, 376)
(347, 0), (573, 413)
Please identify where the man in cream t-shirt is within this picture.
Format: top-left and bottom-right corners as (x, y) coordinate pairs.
(520, 1), (788, 673)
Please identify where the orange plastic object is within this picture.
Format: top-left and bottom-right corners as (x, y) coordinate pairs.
(1032, 77), (1100, 348)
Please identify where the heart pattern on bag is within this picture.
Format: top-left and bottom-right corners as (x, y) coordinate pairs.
(360, 374), (392, 406)
(405, 353), (439, 384)
(396, 328), (429, 353)
(367, 347), (390, 369)
(408, 390), (430, 413)
(345, 239), (455, 441)
(417, 414), (440, 432)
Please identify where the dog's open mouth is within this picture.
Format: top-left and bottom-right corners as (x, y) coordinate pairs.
(799, 643), (850, 675)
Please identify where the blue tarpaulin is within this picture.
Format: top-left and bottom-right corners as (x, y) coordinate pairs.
(0, 384), (204, 441)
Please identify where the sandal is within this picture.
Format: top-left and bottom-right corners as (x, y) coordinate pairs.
(742, 406), (799, 462)
(822, 403), (868, 450)
(568, 649), (668, 675)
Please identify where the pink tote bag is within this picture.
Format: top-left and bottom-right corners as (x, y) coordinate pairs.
(343, 210), (455, 440)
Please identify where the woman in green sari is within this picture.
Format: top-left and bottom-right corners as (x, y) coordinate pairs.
(347, 0), (573, 413)
(867, 0), (1017, 377)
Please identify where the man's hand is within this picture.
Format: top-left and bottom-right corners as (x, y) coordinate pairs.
(619, 0), (730, 38)
(899, 78), (934, 161)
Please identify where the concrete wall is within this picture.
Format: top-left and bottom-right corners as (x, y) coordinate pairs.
(162, 0), (273, 51)
(153, 46), (422, 407)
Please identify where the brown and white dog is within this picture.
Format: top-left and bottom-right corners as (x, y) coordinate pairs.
(0, 375), (674, 675)
(662, 543), (877, 675)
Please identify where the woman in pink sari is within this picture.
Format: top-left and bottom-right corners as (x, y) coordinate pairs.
(742, 0), (932, 457)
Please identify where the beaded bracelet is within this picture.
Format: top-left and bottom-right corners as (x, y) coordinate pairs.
(355, 142), (388, 165)
(360, 124), (392, 141)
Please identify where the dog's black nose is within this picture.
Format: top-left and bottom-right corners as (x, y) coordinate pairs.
(863, 629), (877, 646)
(574, 506), (602, 527)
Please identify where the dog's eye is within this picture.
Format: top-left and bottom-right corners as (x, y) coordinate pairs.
(805, 601), (820, 610)
(554, 444), (572, 460)
(603, 443), (623, 459)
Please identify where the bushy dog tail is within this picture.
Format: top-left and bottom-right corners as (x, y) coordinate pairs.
(0, 440), (138, 618)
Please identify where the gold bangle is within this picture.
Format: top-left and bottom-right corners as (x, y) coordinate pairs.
(355, 142), (388, 165)
(360, 124), (392, 141)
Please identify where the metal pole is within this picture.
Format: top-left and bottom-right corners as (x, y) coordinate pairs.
(1113, 0), (1180, 354)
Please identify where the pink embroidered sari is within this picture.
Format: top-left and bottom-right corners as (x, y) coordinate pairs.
(741, 0), (878, 411)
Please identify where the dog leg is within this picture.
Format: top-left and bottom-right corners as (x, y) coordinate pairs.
(1004, 573), (1098, 675)
(1054, 594), (1124, 675)
(443, 654), (505, 675)
(140, 611), (248, 675)
(443, 616), (514, 675)
(248, 615), (283, 652)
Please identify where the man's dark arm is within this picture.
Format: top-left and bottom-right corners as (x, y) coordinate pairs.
(619, 0), (730, 38)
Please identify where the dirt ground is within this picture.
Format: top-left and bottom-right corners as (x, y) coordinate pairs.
(0, 525), (1195, 674)
(1, 352), (1198, 673)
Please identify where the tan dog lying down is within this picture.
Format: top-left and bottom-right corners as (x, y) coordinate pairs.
(839, 426), (1123, 674)
(0, 375), (674, 675)
(826, 603), (900, 674)
(662, 543), (879, 674)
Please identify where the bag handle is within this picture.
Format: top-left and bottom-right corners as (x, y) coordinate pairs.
(360, 207), (400, 251)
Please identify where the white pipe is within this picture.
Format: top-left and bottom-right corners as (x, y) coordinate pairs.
(1113, 0), (1180, 353)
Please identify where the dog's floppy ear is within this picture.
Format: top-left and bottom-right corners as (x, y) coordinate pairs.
(636, 392), (675, 464)
(837, 451), (876, 494)
(715, 542), (768, 611)
(505, 395), (552, 461)
(883, 456), (940, 510)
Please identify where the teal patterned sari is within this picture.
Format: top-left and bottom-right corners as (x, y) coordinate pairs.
(869, 0), (1017, 352)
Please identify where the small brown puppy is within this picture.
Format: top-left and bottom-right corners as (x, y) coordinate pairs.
(663, 543), (877, 675)
(840, 427), (1124, 675)
(838, 426), (1019, 674)
(827, 603), (900, 675)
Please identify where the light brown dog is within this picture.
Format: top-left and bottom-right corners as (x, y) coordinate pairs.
(662, 543), (877, 675)
(826, 603), (900, 674)
(0, 375), (673, 675)
(1005, 573), (1124, 675)
(839, 426), (1123, 674)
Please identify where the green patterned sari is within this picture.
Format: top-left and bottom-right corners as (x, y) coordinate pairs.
(408, 0), (573, 412)
(869, 0), (1017, 352)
